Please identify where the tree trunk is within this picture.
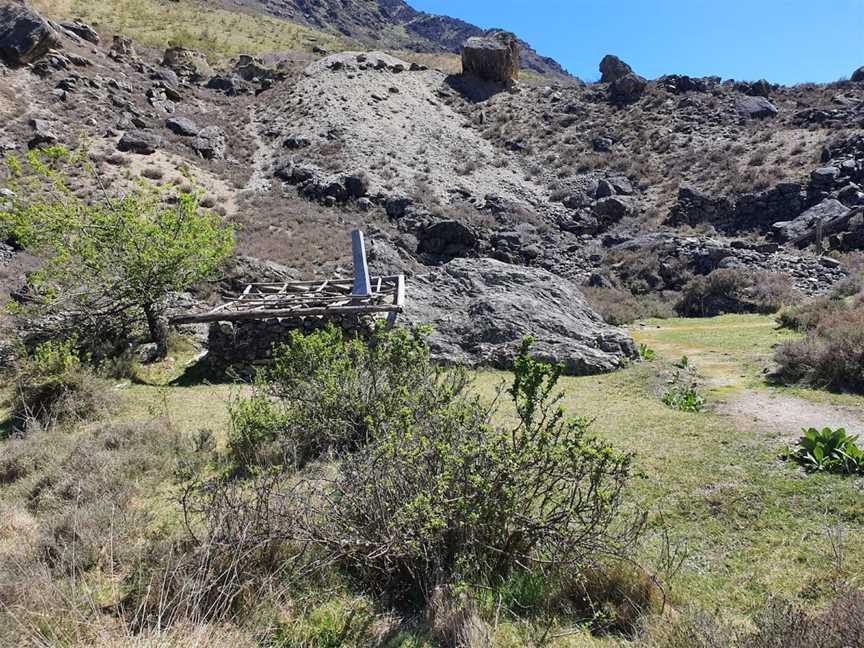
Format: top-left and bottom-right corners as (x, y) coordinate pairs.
(143, 302), (169, 359)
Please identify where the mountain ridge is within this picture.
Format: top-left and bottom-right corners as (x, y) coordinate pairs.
(213, 0), (573, 79)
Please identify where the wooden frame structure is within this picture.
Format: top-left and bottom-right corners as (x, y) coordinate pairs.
(172, 230), (406, 327)
(172, 275), (405, 325)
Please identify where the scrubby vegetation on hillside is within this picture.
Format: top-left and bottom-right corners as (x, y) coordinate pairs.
(32, 0), (346, 61)
(775, 285), (864, 394)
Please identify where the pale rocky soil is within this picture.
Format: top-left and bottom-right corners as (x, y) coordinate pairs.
(721, 389), (864, 441)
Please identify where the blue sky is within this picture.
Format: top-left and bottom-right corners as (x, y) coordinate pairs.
(410, 0), (864, 84)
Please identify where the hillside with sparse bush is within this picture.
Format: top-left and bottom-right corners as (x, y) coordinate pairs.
(2, 0), (864, 646)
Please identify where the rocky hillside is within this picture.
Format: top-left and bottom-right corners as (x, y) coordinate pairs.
(1, 2), (863, 372)
(216, 0), (572, 78)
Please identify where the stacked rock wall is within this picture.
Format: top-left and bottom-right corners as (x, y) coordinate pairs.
(205, 315), (374, 376)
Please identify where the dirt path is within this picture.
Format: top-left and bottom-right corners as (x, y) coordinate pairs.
(633, 315), (864, 442)
(719, 389), (864, 441)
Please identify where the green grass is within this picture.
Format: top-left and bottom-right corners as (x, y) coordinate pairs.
(3, 314), (863, 645)
(32, 0), (348, 63)
(471, 315), (864, 615)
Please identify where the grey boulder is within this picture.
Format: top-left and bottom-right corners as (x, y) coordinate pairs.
(736, 96), (778, 119)
(165, 116), (200, 136)
(599, 54), (633, 83)
(192, 126), (226, 159)
(461, 32), (520, 83)
(402, 257), (638, 375)
(772, 198), (852, 246)
(0, 4), (60, 66)
(117, 130), (161, 155)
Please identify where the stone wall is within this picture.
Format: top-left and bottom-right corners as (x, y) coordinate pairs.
(205, 315), (374, 376)
(668, 183), (807, 233)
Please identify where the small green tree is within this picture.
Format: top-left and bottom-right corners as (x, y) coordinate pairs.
(1, 147), (234, 358)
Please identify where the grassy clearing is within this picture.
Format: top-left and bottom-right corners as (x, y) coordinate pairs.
(472, 315), (864, 614)
(32, 0), (347, 62)
(3, 315), (863, 645)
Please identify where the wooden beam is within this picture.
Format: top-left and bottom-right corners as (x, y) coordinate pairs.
(172, 303), (402, 325)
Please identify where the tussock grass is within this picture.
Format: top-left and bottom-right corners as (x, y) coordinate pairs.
(32, 0), (348, 62)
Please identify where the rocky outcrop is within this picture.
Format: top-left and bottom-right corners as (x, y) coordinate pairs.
(657, 74), (716, 94)
(117, 130), (161, 155)
(736, 96), (778, 119)
(60, 20), (98, 45)
(599, 54), (632, 83)
(606, 233), (847, 295)
(461, 32), (519, 83)
(0, 4), (60, 66)
(851, 66), (864, 83)
(608, 73), (647, 105)
(162, 46), (212, 82)
(772, 199), (853, 246)
(668, 183), (806, 233)
(402, 257), (638, 375)
(417, 220), (477, 257)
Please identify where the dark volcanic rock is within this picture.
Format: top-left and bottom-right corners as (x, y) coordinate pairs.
(206, 73), (252, 96)
(772, 198), (853, 246)
(192, 126), (226, 159)
(403, 257), (638, 375)
(850, 66), (864, 83)
(117, 130), (160, 155)
(736, 95), (778, 119)
(599, 54), (632, 83)
(658, 74), (711, 94)
(0, 4), (60, 66)
(60, 20), (98, 45)
(461, 32), (520, 83)
(165, 116), (199, 136)
(417, 220), (477, 257)
(609, 73), (647, 105)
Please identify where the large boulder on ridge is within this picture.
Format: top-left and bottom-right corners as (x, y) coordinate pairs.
(461, 32), (520, 83)
(599, 54), (633, 83)
(403, 257), (638, 375)
(0, 3), (60, 66)
(609, 73), (647, 105)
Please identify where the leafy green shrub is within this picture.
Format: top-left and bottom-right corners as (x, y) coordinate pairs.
(676, 268), (798, 317)
(295, 339), (643, 603)
(785, 427), (864, 475)
(661, 359), (705, 412)
(639, 344), (657, 362)
(2, 147), (234, 359)
(5, 339), (113, 433)
(226, 324), (469, 471)
(774, 309), (864, 393)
